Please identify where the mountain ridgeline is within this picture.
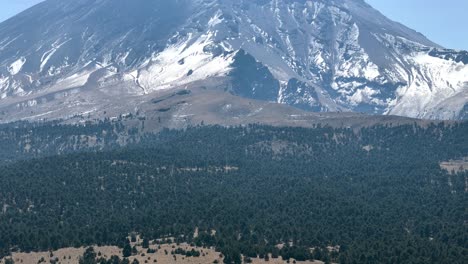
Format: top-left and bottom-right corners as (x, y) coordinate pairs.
(0, 1), (467, 264)
(0, 120), (467, 263)
(0, 0), (466, 123)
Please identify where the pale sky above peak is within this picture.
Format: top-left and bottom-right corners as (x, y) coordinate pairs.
(366, 0), (467, 50)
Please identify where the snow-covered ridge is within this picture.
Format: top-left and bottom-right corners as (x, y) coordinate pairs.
(389, 53), (468, 120)
(0, 0), (466, 121)
(137, 32), (235, 93)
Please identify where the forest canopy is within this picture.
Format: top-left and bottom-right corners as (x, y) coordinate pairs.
(0, 122), (467, 264)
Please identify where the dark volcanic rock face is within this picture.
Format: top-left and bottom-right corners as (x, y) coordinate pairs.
(281, 78), (321, 112)
(0, 0), (466, 122)
(229, 50), (280, 102)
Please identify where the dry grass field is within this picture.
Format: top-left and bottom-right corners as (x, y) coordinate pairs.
(0, 239), (325, 264)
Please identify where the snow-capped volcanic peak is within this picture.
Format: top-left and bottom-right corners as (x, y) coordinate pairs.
(0, 0), (466, 121)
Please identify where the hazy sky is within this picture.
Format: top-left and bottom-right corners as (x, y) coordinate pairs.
(0, 0), (44, 21)
(367, 0), (467, 50)
(0, 0), (466, 50)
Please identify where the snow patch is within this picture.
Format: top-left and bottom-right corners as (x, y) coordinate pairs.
(8, 57), (26, 75)
(208, 10), (224, 27)
(0, 35), (21, 51)
(137, 32), (235, 92)
(56, 71), (93, 89)
(0, 76), (9, 92)
(40, 39), (71, 72)
(348, 87), (384, 106)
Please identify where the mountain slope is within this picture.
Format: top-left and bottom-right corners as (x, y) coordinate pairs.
(0, 0), (466, 122)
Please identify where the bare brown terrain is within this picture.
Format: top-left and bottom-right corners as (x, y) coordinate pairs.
(0, 238), (325, 264)
(440, 158), (468, 193)
(440, 157), (468, 174)
(1, 78), (445, 131)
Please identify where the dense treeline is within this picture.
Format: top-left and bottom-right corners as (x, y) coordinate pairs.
(0, 122), (467, 263)
(0, 120), (138, 164)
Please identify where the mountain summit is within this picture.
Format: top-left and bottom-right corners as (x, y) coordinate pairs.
(0, 0), (467, 122)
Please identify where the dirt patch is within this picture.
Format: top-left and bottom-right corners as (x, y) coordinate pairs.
(1, 242), (325, 264)
(440, 157), (468, 174)
(1, 244), (216, 264)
